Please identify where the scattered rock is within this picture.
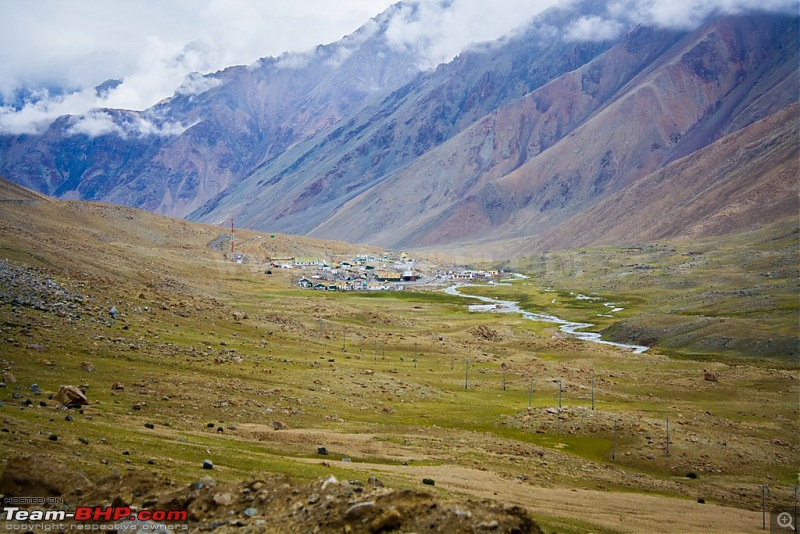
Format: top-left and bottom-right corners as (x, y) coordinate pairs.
(703, 369), (719, 382)
(370, 509), (403, 532)
(272, 420), (286, 431)
(54, 386), (88, 408)
(2, 371), (16, 383)
(0, 457), (543, 533)
(80, 361), (94, 372)
(213, 492), (235, 506)
(111, 382), (125, 390)
(344, 501), (375, 520)
(470, 325), (499, 341)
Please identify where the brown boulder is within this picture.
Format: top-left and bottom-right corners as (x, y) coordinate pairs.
(54, 385), (88, 408)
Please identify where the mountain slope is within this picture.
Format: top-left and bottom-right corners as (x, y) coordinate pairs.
(188, 4), (619, 232)
(0, 5), (797, 257)
(307, 14), (798, 251)
(446, 103), (799, 258)
(529, 104), (800, 251)
(0, 4), (423, 218)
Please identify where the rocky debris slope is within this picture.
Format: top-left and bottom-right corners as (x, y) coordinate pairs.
(0, 260), (87, 316)
(0, 454), (542, 533)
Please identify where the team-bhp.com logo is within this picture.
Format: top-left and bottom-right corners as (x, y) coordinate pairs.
(2, 498), (188, 531)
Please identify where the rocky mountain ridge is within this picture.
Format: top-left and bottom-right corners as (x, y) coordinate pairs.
(0, 2), (797, 256)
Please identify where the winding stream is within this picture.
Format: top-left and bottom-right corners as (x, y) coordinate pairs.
(445, 284), (649, 354)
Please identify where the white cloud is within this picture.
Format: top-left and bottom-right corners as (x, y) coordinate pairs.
(0, 0), (395, 134)
(383, 0), (564, 69)
(0, 0), (795, 135)
(607, 0), (797, 30)
(66, 111), (124, 137)
(564, 16), (625, 42)
(66, 110), (191, 139)
(175, 73), (224, 97)
(0, 88), (102, 135)
(275, 52), (312, 71)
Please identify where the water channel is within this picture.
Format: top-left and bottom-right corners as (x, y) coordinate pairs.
(444, 284), (649, 354)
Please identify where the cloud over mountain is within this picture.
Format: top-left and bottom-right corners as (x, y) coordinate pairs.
(0, 0), (794, 136)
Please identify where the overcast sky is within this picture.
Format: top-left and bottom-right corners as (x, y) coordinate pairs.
(0, 0), (794, 135)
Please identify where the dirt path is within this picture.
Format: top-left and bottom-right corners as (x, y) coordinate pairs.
(245, 426), (766, 534)
(335, 462), (763, 534)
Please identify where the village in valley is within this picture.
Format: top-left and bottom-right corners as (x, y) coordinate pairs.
(211, 221), (503, 291)
(272, 253), (501, 291)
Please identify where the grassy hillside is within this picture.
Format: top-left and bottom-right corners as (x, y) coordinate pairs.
(0, 181), (796, 533)
(504, 222), (799, 363)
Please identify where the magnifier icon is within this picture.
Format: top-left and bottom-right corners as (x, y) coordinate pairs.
(778, 512), (795, 530)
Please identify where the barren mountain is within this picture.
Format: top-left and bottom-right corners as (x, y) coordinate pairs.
(0, 3), (797, 256)
(520, 103), (800, 254)
(304, 14), (798, 251)
(0, 4), (423, 218)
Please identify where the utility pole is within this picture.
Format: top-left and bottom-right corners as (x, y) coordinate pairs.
(528, 379), (534, 409)
(612, 419), (618, 462)
(230, 217), (235, 261)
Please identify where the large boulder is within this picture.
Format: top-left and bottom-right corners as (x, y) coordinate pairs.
(54, 385), (88, 408)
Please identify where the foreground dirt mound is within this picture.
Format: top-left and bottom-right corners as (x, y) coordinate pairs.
(0, 455), (542, 533)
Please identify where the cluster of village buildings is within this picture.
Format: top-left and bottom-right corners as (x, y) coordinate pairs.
(265, 254), (499, 291)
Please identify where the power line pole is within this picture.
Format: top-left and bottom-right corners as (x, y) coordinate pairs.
(230, 217), (235, 261)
